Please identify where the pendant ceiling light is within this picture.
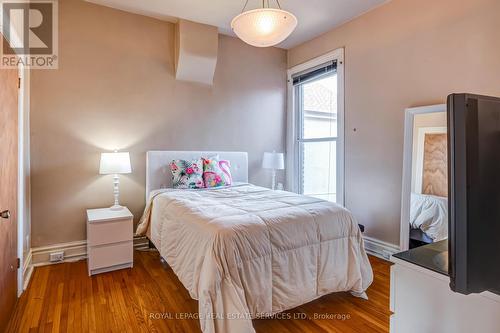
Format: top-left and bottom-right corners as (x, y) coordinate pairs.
(231, 0), (298, 48)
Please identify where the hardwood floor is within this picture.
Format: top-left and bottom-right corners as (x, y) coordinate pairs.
(7, 250), (391, 333)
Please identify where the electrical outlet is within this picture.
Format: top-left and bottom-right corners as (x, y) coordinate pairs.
(49, 251), (64, 262)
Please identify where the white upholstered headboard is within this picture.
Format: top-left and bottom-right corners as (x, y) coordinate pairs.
(145, 151), (248, 199)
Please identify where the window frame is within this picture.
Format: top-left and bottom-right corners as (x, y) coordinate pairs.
(286, 48), (345, 205)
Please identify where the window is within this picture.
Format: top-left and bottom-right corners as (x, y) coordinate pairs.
(287, 49), (344, 204)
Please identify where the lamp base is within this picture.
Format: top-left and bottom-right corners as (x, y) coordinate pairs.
(109, 204), (125, 211)
(110, 174), (123, 211)
(271, 169), (276, 190)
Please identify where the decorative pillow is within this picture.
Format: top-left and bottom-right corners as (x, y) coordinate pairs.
(169, 158), (205, 189)
(202, 157), (232, 188)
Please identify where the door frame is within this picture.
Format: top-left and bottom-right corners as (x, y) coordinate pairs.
(2, 16), (32, 297)
(17, 63), (31, 296)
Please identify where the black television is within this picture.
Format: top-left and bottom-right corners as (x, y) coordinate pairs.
(447, 93), (500, 295)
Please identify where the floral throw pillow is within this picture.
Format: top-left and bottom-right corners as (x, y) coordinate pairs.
(169, 159), (204, 189)
(202, 158), (232, 188)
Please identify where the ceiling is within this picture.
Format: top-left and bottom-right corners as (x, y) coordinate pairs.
(85, 0), (388, 49)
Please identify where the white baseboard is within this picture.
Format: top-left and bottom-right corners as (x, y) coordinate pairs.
(32, 240), (87, 266)
(363, 236), (400, 260)
(31, 236), (150, 267)
(134, 235), (150, 250)
(27, 235), (394, 270)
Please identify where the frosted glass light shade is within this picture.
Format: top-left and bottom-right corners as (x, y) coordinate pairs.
(262, 152), (285, 170)
(99, 152), (132, 174)
(231, 8), (297, 47)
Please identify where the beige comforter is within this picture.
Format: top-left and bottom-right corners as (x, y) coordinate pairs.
(136, 184), (373, 333)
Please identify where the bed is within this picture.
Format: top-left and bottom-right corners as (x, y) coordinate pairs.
(136, 151), (373, 333)
(409, 193), (448, 243)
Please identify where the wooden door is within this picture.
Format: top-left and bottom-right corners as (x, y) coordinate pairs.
(0, 35), (19, 330)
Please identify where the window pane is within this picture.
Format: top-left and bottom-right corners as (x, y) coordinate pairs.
(301, 74), (338, 139)
(301, 141), (337, 203)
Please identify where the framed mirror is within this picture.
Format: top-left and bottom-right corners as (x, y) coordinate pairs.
(400, 104), (448, 251)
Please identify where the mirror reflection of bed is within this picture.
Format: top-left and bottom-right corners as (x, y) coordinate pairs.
(402, 105), (448, 250)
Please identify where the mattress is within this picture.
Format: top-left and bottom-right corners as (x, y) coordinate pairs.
(410, 193), (448, 241)
(136, 184), (373, 333)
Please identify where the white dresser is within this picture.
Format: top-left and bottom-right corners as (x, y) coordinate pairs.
(86, 207), (133, 276)
(390, 256), (500, 333)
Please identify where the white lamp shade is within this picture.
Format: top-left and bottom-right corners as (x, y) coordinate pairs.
(262, 152), (285, 170)
(99, 152), (132, 174)
(231, 8), (297, 47)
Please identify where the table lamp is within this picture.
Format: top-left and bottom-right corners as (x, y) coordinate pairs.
(99, 151), (132, 210)
(262, 151), (285, 190)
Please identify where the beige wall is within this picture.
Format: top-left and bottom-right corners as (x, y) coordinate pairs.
(30, 0), (287, 247)
(288, 0), (500, 245)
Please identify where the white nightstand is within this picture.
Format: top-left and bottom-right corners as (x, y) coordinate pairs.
(86, 207), (133, 276)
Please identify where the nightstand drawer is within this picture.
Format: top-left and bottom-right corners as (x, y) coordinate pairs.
(88, 241), (133, 271)
(87, 219), (132, 246)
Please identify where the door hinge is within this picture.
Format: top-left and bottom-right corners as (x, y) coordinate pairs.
(18, 77), (21, 89)
(17, 258), (20, 269)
